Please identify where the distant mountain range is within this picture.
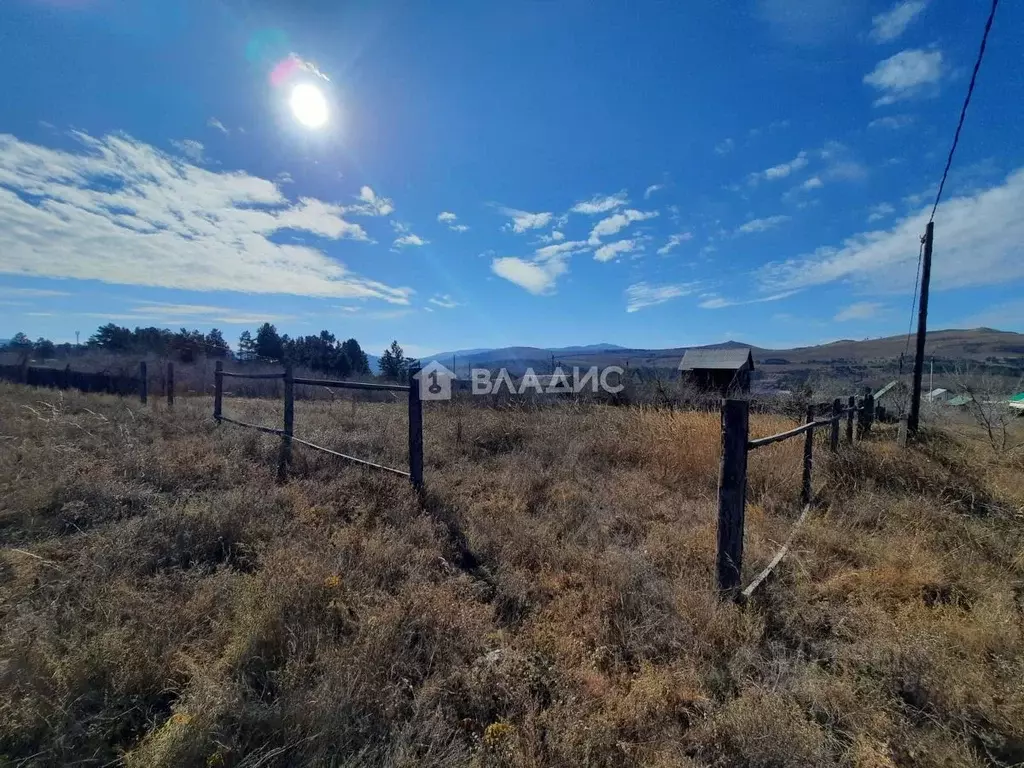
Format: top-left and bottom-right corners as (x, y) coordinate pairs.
(376, 329), (1023, 386)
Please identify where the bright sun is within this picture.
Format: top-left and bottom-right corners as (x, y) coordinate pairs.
(289, 82), (328, 129)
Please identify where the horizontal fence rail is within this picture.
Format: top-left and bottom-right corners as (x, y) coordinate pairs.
(716, 388), (874, 599)
(213, 360), (424, 489)
(292, 377), (410, 393)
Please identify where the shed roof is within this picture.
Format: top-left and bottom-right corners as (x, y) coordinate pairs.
(678, 348), (754, 371)
(948, 394), (974, 406)
(874, 380), (907, 400)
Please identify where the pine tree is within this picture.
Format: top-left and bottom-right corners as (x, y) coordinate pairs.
(378, 340), (406, 380)
(255, 323), (284, 360)
(238, 330), (256, 361)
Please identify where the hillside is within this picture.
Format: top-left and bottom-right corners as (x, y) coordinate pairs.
(1, 383), (1022, 766)
(419, 329), (1024, 390)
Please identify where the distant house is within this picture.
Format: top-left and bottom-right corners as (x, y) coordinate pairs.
(926, 387), (949, 402)
(1009, 392), (1024, 412)
(678, 348), (754, 395)
(948, 394), (974, 407)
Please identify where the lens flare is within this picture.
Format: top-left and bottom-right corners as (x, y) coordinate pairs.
(289, 82), (328, 129)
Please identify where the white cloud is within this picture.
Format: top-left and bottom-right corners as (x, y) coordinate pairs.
(207, 118), (229, 136)
(428, 294), (459, 309)
(0, 131), (411, 303)
(393, 233), (428, 248)
(536, 230), (566, 244)
(834, 302), (884, 321)
(715, 138), (735, 155)
(492, 257), (564, 295)
(759, 167), (1024, 294)
(437, 210), (469, 232)
(749, 151), (808, 184)
(698, 290), (798, 309)
(594, 239), (639, 263)
(870, 1), (928, 43)
(868, 114), (914, 130)
(801, 176), (824, 190)
(170, 139), (206, 164)
(571, 191), (628, 215)
(656, 232), (693, 256)
(276, 171), (294, 185)
(500, 207), (553, 233)
(352, 185), (395, 216)
(490, 239), (589, 294)
(0, 287), (71, 297)
(625, 281), (700, 313)
(867, 202), (895, 222)
(737, 215), (790, 234)
(588, 209), (658, 244)
(644, 184), (665, 199)
(864, 49), (943, 106)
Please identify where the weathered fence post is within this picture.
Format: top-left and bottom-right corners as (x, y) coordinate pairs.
(846, 395), (855, 444)
(139, 361), (148, 404)
(277, 364), (294, 483)
(863, 386), (874, 436)
(214, 361), (223, 422)
(898, 415), (909, 448)
(63, 364), (71, 390)
(166, 362), (175, 407)
(830, 398), (841, 452)
(408, 362), (424, 491)
(801, 405), (814, 505)
(716, 399), (749, 597)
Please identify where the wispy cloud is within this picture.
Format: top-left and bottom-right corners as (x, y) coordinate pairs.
(644, 184), (665, 199)
(428, 294), (459, 309)
(0, 287), (71, 297)
(207, 118), (229, 136)
(625, 281), (700, 313)
(698, 290), (798, 309)
(656, 232), (693, 256)
(801, 176), (823, 191)
(352, 185), (395, 216)
(594, 239), (639, 263)
(588, 209), (658, 244)
(715, 138), (735, 155)
(571, 191), (628, 215)
(749, 151), (808, 184)
(170, 139), (207, 164)
(501, 207), (553, 233)
(759, 167), (1024, 293)
(393, 233), (428, 248)
(868, 114), (914, 130)
(867, 202), (895, 222)
(737, 215), (790, 234)
(276, 171), (294, 185)
(0, 131), (411, 303)
(864, 49), (943, 106)
(870, 0), (928, 43)
(437, 211), (469, 232)
(834, 301), (884, 321)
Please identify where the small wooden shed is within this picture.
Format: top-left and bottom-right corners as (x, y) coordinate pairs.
(678, 347), (755, 395)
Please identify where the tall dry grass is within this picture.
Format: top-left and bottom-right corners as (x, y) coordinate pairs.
(1, 383), (1022, 767)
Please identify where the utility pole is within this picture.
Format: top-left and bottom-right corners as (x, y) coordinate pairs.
(908, 221), (934, 433)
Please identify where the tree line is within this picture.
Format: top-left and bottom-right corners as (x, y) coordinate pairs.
(3, 324), (417, 381)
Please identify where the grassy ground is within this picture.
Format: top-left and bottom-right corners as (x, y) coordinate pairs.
(0, 383), (1022, 767)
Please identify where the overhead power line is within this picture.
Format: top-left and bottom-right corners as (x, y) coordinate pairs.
(929, 0), (1000, 222)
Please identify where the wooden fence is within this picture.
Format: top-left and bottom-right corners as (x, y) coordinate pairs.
(716, 387), (876, 599)
(213, 361), (424, 489)
(0, 361), (175, 405)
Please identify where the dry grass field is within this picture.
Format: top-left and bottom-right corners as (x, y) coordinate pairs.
(1, 382), (1022, 767)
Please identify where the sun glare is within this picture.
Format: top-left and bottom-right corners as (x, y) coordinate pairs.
(289, 82), (328, 129)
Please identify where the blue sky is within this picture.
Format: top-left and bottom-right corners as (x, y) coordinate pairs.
(1, 0), (1022, 357)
